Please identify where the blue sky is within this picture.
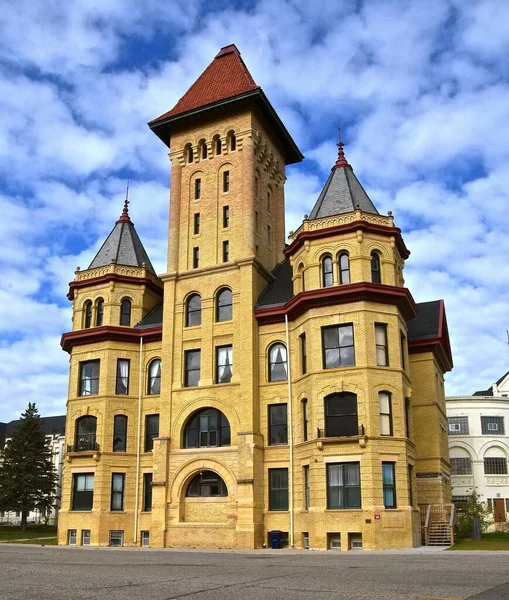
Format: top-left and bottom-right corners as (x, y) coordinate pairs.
(1, 0), (508, 421)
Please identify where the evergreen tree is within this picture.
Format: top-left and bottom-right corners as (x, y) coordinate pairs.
(0, 403), (57, 531)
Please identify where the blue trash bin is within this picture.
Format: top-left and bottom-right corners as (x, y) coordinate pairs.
(270, 530), (281, 549)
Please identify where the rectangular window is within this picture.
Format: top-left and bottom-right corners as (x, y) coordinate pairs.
(81, 529), (91, 546)
(267, 225), (272, 249)
(484, 457), (508, 475)
(141, 530), (150, 547)
(223, 170), (230, 193)
(382, 462), (396, 508)
(113, 415), (127, 452)
(448, 416), (469, 435)
(451, 457), (472, 475)
(255, 176), (259, 198)
(268, 404), (288, 445)
(327, 463), (361, 509)
(400, 332), (406, 370)
(255, 211), (259, 231)
(300, 333), (307, 374)
(222, 240), (229, 262)
(303, 465), (310, 510)
(144, 414), (159, 452)
(143, 473), (153, 512)
(481, 416), (505, 435)
(405, 398), (411, 438)
(216, 345), (233, 384)
(375, 323), (389, 366)
(269, 468), (288, 511)
(192, 247), (199, 269)
(193, 213), (200, 235)
(223, 205), (229, 228)
(302, 399), (308, 442)
(79, 360), (100, 396)
(379, 392), (393, 436)
(194, 178), (201, 200)
(109, 530), (124, 547)
(267, 190), (271, 212)
(110, 473), (125, 511)
(322, 324), (355, 369)
(185, 349), (201, 387)
(115, 359), (130, 395)
(72, 473), (94, 511)
(68, 529), (77, 545)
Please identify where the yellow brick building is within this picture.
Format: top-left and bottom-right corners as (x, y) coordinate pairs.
(58, 44), (453, 550)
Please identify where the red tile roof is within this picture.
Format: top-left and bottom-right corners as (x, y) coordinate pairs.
(149, 44), (260, 124)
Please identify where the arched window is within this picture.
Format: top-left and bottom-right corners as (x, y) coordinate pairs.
(450, 447), (472, 475)
(201, 141), (207, 159)
(268, 343), (288, 382)
(338, 253), (350, 284)
(75, 416), (97, 451)
(95, 299), (104, 326)
(371, 252), (381, 284)
(147, 359), (161, 395)
(322, 256), (333, 287)
(84, 301), (92, 329)
(324, 392), (358, 437)
(214, 136), (222, 156)
(216, 288), (232, 322)
(186, 471), (228, 497)
(187, 144), (194, 163)
(298, 263), (305, 292)
(120, 298), (131, 326)
(186, 294), (201, 327)
(230, 133), (236, 151)
(183, 408), (231, 448)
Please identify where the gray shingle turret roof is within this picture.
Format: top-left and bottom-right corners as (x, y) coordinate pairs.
(309, 143), (379, 219)
(88, 201), (156, 274)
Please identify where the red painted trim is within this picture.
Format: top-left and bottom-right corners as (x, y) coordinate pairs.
(67, 273), (163, 300)
(255, 283), (417, 325)
(408, 337), (453, 373)
(284, 221), (410, 259)
(61, 325), (162, 354)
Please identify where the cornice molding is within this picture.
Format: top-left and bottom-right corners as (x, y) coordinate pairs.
(61, 325), (162, 353)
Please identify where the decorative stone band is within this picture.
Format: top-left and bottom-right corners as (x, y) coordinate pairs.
(68, 270), (163, 301)
(285, 212), (410, 260)
(255, 282), (417, 325)
(61, 325), (162, 354)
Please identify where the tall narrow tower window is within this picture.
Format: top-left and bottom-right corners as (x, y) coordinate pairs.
(95, 299), (104, 326)
(216, 345), (233, 384)
(120, 299), (131, 326)
(192, 247), (199, 269)
(268, 343), (288, 382)
(379, 392), (393, 436)
(371, 252), (381, 284)
(187, 145), (194, 163)
(194, 178), (201, 200)
(222, 240), (230, 263)
(375, 323), (389, 366)
(185, 294), (201, 327)
(147, 359), (161, 395)
(322, 256), (333, 287)
(84, 301), (92, 329)
(300, 333), (307, 374)
(267, 225), (272, 249)
(230, 133), (236, 151)
(223, 171), (230, 193)
(339, 252), (350, 284)
(193, 213), (200, 235)
(267, 190), (271, 213)
(201, 143), (207, 159)
(223, 206), (229, 228)
(215, 137), (222, 155)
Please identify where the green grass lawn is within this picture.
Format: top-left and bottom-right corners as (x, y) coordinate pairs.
(449, 532), (509, 550)
(0, 524), (57, 544)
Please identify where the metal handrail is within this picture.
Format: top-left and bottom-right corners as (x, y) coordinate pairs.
(67, 442), (100, 453)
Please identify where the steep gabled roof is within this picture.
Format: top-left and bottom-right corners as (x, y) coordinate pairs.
(150, 44), (259, 124)
(88, 201), (156, 275)
(148, 44), (303, 165)
(473, 370), (509, 396)
(309, 143), (378, 219)
(0, 415), (66, 447)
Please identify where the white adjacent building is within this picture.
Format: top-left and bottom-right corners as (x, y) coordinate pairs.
(0, 415), (65, 525)
(446, 371), (509, 527)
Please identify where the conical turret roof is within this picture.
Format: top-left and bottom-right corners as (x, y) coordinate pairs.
(309, 142), (378, 219)
(88, 199), (156, 274)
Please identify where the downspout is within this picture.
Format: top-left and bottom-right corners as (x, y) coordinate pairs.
(285, 315), (294, 548)
(133, 336), (143, 544)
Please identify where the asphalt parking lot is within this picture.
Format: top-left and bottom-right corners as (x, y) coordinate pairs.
(1, 545), (509, 600)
